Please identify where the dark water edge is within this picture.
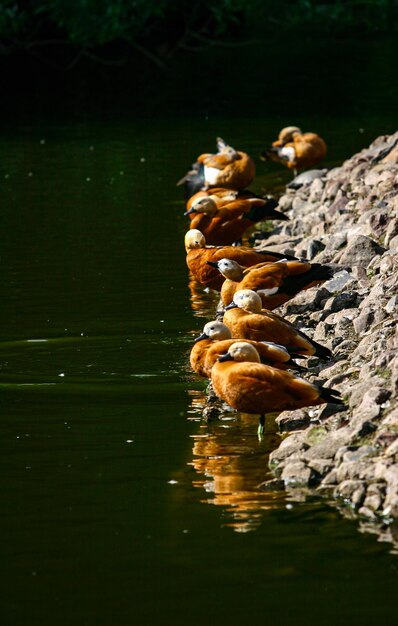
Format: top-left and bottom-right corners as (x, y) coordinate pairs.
(1, 39), (398, 625)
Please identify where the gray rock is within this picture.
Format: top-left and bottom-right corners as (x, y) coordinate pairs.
(322, 270), (354, 293)
(385, 295), (398, 313)
(321, 469), (338, 485)
(342, 446), (379, 463)
(281, 461), (314, 488)
(257, 478), (285, 492)
(287, 169), (328, 189)
(385, 218), (398, 246)
(304, 430), (350, 460)
(358, 506), (377, 520)
(353, 310), (375, 334)
(276, 410), (311, 432)
(308, 458), (334, 477)
(335, 479), (366, 506)
(324, 291), (360, 313)
(307, 239), (326, 260)
(269, 433), (308, 470)
(339, 235), (386, 266)
(385, 438), (398, 457)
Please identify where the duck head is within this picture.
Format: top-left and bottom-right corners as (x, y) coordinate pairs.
(184, 196), (218, 217)
(194, 320), (232, 343)
(232, 289), (263, 313)
(218, 341), (261, 363)
(205, 258), (244, 281)
(278, 126), (302, 144)
(185, 229), (206, 252)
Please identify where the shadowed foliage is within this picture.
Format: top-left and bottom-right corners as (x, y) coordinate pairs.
(0, 0), (397, 68)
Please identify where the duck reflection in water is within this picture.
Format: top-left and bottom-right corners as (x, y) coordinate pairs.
(187, 272), (222, 318)
(186, 390), (285, 533)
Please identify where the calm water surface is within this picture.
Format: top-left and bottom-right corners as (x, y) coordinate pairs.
(1, 118), (397, 625)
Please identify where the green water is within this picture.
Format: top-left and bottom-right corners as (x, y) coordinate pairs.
(1, 119), (397, 626)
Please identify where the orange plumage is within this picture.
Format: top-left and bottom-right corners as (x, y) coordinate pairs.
(262, 126), (327, 171)
(190, 320), (302, 378)
(177, 137), (255, 199)
(184, 230), (293, 291)
(211, 343), (340, 424)
(185, 193), (286, 246)
(214, 258), (333, 308)
(222, 290), (331, 359)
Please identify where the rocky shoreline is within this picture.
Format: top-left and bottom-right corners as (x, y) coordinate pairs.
(250, 131), (398, 548)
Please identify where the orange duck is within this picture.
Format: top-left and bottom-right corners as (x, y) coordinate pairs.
(222, 290), (332, 360)
(190, 320), (305, 378)
(207, 257), (333, 308)
(261, 126), (327, 173)
(185, 230), (295, 291)
(211, 342), (341, 436)
(184, 194), (287, 246)
(177, 137), (256, 199)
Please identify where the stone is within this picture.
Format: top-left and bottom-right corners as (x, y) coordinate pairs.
(276, 410), (311, 432)
(342, 446), (378, 463)
(257, 478), (285, 492)
(385, 438), (398, 457)
(380, 255), (395, 275)
(324, 292), (359, 313)
(309, 177), (325, 202)
(358, 506), (377, 520)
(268, 433), (308, 470)
(385, 295), (398, 313)
(307, 458), (334, 477)
(353, 310), (375, 334)
(307, 239), (325, 260)
(385, 218), (398, 246)
(304, 430), (350, 460)
(322, 270), (354, 293)
(339, 235), (386, 266)
(281, 461), (314, 488)
(305, 426), (328, 446)
(321, 469), (338, 485)
(335, 479), (366, 505)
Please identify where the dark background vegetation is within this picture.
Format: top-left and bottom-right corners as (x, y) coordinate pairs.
(1, 0), (398, 119)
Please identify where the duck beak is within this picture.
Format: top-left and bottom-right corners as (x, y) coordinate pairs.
(206, 261), (219, 268)
(224, 302), (238, 310)
(184, 208), (196, 216)
(218, 353), (234, 362)
(193, 332), (208, 343)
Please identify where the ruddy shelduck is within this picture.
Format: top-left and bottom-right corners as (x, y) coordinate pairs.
(222, 290), (332, 360)
(262, 126), (327, 172)
(185, 230), (295, 291)
(185, 193), (287, 246)
(186, 187), (265, 211)
(211, 342), (340, 435)
(190, 320), (305, 378)
(207, 258), (333, 308)
(177, 137), (256, 199)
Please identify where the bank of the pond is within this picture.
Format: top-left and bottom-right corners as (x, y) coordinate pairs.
(247, 131), (398, 548)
